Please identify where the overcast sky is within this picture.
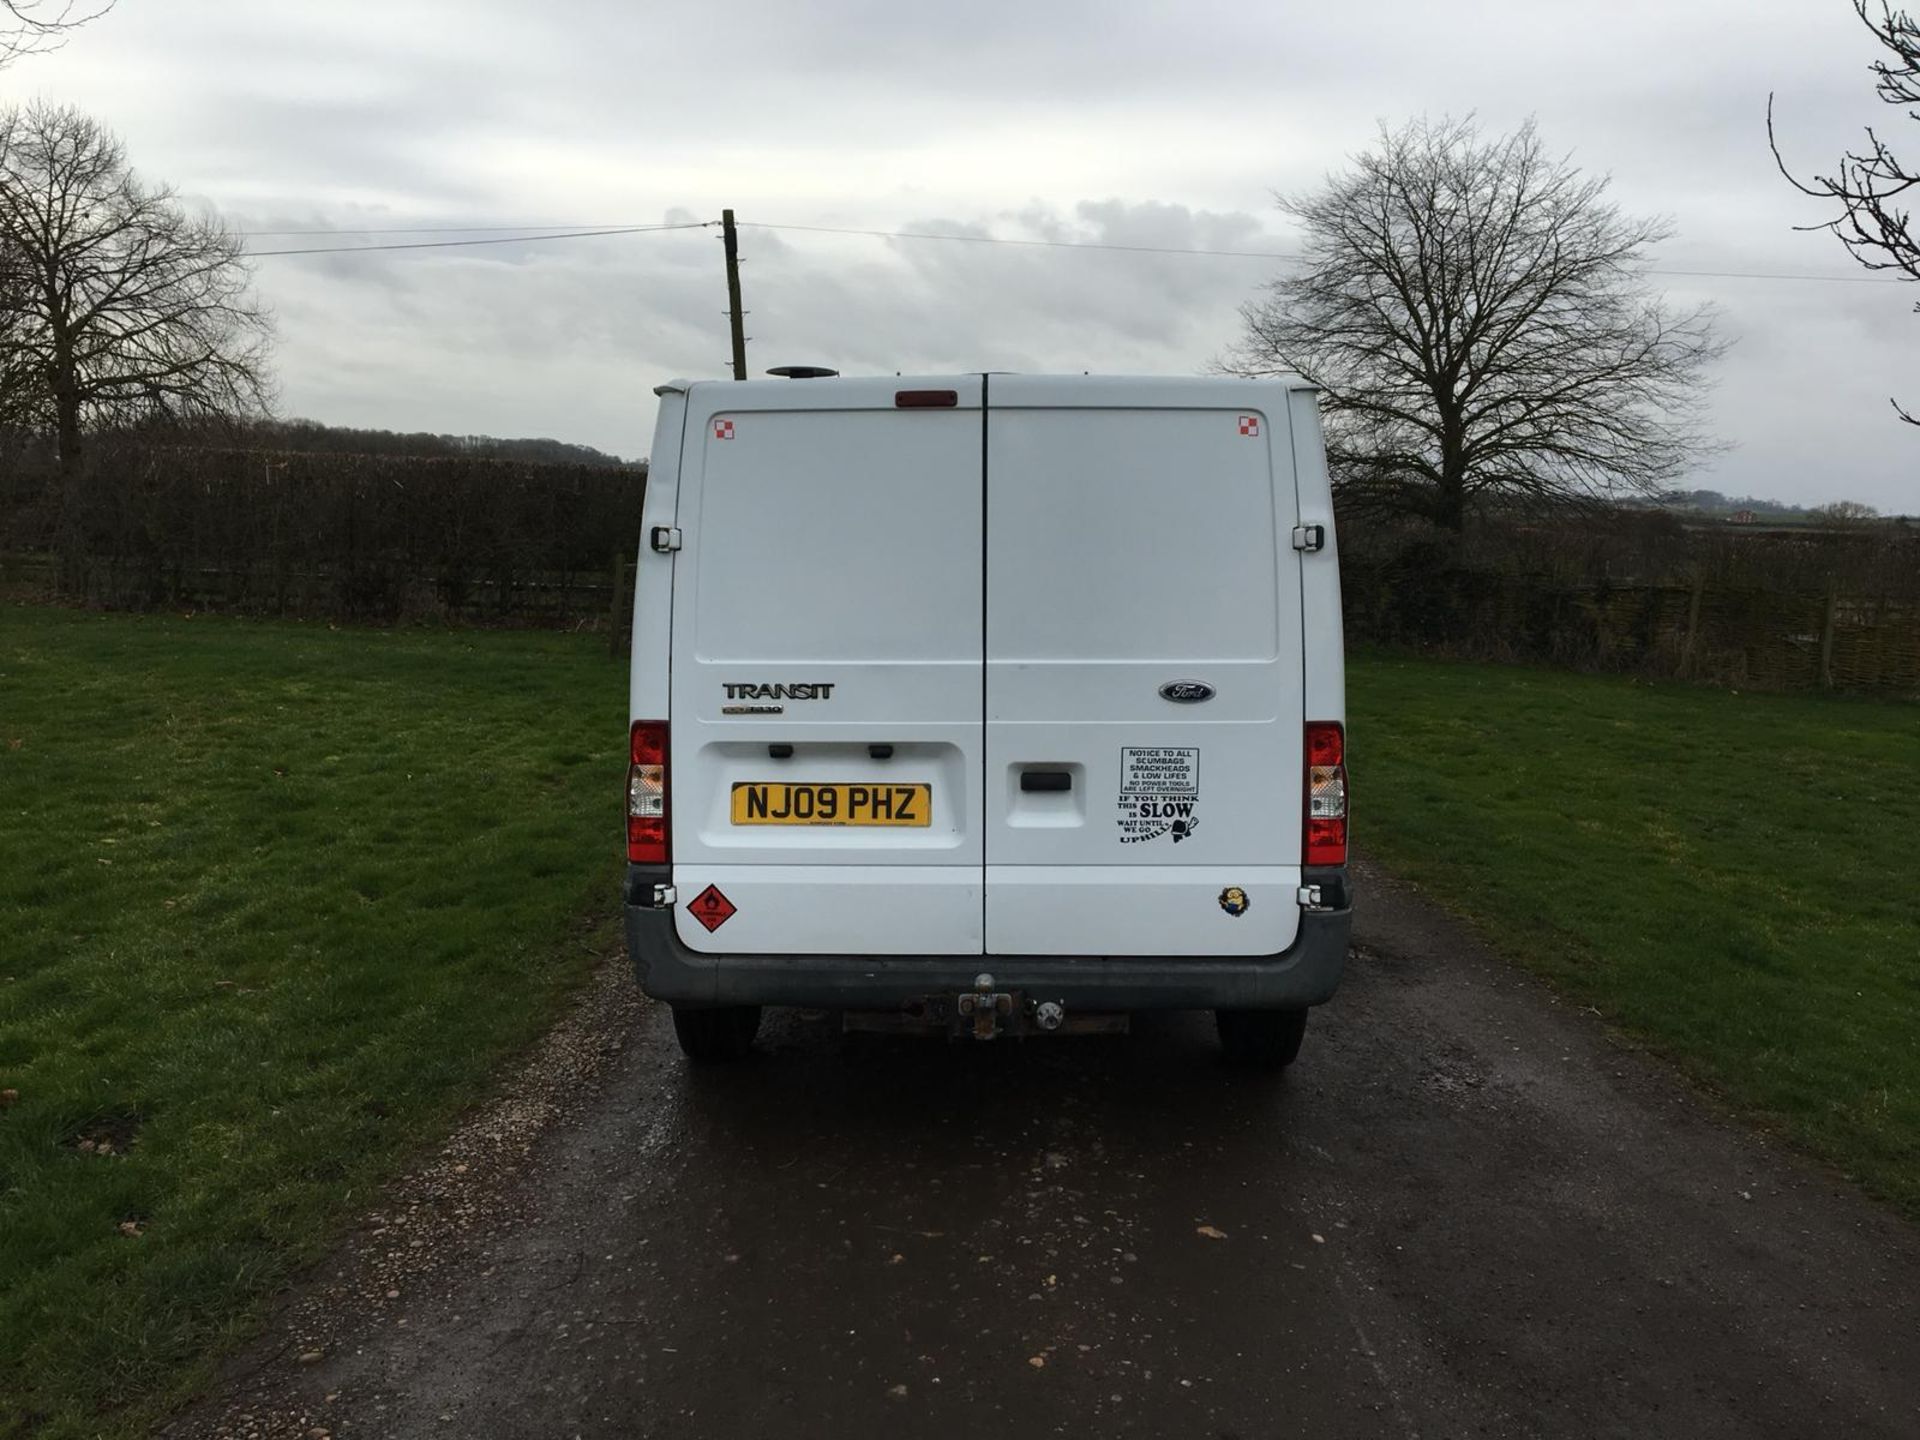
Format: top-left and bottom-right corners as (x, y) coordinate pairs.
(11, 0), (1918, 508)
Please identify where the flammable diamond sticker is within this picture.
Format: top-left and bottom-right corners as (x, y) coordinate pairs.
(689, 884), (737, 932)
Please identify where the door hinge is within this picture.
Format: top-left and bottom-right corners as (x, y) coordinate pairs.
(1291, 524), (1326, 553)
(650, 526), (682, 553)
(1296, 884), (1325, 909)
(651, 884), (678, 907)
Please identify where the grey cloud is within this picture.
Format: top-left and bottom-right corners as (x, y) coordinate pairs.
(737, 200), (1277, 370)
(15, 0), (1916, 508)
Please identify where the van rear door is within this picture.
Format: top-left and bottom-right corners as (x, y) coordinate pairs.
(983, 377), (1305, 957)
(669, 377), (985, 956)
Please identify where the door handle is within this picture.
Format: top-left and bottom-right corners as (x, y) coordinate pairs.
(1020, 770), (1072, 793)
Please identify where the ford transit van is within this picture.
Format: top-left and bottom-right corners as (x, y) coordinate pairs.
(624, 374), (1351, 1068)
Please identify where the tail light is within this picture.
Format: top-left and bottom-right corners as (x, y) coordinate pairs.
(627, 720), (669, 864)
(1305, 721), (1347, 866)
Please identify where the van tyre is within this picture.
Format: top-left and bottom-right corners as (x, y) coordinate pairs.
(1215, 1008), (1308, 1069)
(671, 1005), (762, 1063)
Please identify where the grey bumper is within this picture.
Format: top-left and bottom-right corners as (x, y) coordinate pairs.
(623, 867), (1351, 1012)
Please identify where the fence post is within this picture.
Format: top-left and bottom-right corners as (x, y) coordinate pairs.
(1818, 582), (1838, 690)
(1679, 571), (1706, 679)
(607, 548), (628, 658)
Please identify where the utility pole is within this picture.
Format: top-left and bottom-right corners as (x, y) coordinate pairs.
(721, 209), (747, 381)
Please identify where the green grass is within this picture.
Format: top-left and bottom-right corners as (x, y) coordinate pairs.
(3, 615), (1915, 1433)
(0, 606), (624, 1439)
(1350, 652), (1920, 1215)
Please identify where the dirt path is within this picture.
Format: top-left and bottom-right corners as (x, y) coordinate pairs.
(169, 860), (1920, 1438)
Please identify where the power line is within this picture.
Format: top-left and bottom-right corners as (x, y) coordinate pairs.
(237, 211), (1904, 285)
(241, 223), (651, 236)
(1641, 265), (1897, 284)
(233, 219), (1287, 254)
(245, 221), (714, 258)
(741, 219), (1906, 284)
(738, 219), (1300, 261)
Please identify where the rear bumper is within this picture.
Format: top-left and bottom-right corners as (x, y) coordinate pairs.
(622, 866), (1351, 1012)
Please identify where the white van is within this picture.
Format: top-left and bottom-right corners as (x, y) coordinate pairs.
(624, 373), (1350, 1068)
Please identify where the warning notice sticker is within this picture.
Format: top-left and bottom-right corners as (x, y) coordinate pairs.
(1118, 746), (1200, 844)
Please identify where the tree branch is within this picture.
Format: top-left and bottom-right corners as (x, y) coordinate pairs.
(1224, 114), (1724, 527)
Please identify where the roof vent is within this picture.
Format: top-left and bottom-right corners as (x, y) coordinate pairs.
(766, 365), (840, 379)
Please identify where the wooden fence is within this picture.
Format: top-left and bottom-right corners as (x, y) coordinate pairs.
(1341, 566), (1920, 695)
(7, 449), (1918, 693)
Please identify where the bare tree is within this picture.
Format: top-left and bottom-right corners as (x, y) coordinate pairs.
(1770, 2), (1919, 426)
(1810, 498), (1882, 522)
(1, 0), (112, 68)
(0, 243), (28, 429)
(1227, 117), (1724, 530)
(0, 102), (273, 478)
(1, 7), (113, 434)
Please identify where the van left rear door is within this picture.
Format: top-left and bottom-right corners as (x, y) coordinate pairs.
(669, 377), (985, 956)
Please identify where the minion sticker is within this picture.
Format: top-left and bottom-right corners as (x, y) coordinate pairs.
(1218, 886), (1250, 917)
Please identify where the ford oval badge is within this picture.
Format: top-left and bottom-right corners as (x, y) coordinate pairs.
(1159, 680), (1215, 704)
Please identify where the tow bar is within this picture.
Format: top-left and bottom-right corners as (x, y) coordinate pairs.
(841, 974), (1129, 1039)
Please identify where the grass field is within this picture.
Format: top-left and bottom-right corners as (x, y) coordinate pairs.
(3, 610), (1916, 1436)
(0, 606), (624, 1439)
(1348, 653), (1920, 1217)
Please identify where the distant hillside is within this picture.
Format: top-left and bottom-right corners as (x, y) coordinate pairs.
(57, 418), (643, 468)
(237, 419), (641, 468)
(2, 416), (640, 468)
(1659, 488), (1808, 518)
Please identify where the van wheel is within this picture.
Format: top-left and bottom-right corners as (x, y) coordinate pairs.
(671, 1005), (762, 1062)
(1215, 1009), (1308, 1069)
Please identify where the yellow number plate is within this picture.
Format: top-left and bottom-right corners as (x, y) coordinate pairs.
(730, 782), (932, 827)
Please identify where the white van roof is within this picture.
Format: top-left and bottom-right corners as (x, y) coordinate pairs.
(654, 372), (1322, 399)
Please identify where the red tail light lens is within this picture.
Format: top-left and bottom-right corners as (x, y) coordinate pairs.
(1305, 721), (1347, 866)
(627, 720), (669, 864)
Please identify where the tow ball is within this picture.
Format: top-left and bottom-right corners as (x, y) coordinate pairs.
(956, 973), (1016, 1040)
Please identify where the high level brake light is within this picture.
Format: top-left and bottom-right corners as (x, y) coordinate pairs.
(1305, 721), (1347, 866)
(627, 720), (669, 864)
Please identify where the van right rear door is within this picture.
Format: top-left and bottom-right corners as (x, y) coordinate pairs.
(982, 377), (1306, 959)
